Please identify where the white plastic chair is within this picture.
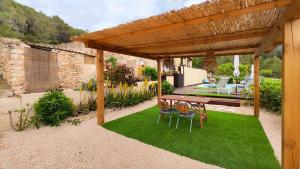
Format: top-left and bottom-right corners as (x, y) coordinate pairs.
(216, 77), (231, 94)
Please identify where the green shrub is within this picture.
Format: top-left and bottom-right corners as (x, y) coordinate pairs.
(33, 89), (75, 126)
(143, 66), (157, 81)
(260, 78), (282, 113)
(260, 69), (273, 77)
(162, 80), (174, 95)
(260, 56), (282, 78)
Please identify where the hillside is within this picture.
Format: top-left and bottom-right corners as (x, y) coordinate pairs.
(0, 0), (85, 44)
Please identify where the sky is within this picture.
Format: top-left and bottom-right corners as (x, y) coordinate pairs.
(15, 0), (206, 32)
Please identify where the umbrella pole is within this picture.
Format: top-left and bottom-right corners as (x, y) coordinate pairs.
(235, 76), (238, 93)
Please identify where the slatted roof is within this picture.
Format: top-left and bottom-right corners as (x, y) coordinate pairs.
(73, 0), (298, 60)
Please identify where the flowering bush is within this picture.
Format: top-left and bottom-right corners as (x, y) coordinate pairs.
(104, 80), (156, 108)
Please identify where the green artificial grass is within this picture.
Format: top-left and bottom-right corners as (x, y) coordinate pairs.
(104, 106), (280, 169)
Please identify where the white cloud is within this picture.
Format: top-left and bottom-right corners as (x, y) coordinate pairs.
(15, 0), (207, 32)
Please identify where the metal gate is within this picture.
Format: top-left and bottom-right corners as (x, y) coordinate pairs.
(24, 47), (59, 93)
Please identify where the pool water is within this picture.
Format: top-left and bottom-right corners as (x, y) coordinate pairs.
(197, 83), (241, 88)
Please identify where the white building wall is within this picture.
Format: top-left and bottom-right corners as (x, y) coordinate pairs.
(184, 67), (207, 86)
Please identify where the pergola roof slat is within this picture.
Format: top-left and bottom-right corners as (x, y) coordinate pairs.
(73, 0), (293, 59)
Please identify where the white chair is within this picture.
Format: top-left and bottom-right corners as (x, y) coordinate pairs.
(216, 77), (231, 94)
(240, 76), (254, 94)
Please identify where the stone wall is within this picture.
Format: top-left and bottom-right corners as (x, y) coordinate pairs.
(0, 38), (29, 95)
(55, 50), (84, 89)
(57, 42), (157, 80)
(0, 38), (157, 94)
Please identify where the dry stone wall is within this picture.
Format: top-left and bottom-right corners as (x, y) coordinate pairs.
(0, 38), (29, 95)
(0, 39), (157, 94)
(55, 50), (84, 89)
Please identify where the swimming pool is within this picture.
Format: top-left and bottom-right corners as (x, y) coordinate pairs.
(197, 83), (241, 88)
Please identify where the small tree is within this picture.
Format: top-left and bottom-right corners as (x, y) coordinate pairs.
(105, 64), (137, 86)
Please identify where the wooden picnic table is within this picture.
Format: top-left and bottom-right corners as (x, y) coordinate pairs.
(158, 95), (210, 128)
(157, 95), (210, 114)
(158, 95), (210, 104)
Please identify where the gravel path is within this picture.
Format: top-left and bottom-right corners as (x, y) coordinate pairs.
(0, 99), (222, 169)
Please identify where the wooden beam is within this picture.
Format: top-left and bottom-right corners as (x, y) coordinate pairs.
(157, 59), (162, 97)
(129, 29), (269, 50)
(150, 45), (258, 56)
(96, 49), (105, 125)
(162, 51), (255, 58)
(282, 18), (300, 169)
(85, 41), (156, 60)
(253, 55), (260, 117)
(255, 0), (300, 56)
(255, 10), (287, 56)
(96, 0), (291, 42)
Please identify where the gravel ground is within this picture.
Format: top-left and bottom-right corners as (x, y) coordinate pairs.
(0, 99), (222, 169)
(0, 96), (280, 168)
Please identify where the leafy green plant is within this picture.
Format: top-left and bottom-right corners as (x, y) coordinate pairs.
(88, 97), (97, 111)
(260, 69), (273, 77)
(260, 78), (282, 113)
(162, 80), (174, 95)
(8, 104), (34, 131)
(33, 89), (75, 126)
(79, 79), (97, 112)
(143, 66), (157, 81)
(106, 56), (117, 68)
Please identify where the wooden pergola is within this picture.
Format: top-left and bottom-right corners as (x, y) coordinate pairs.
(73, 0), (300, 168)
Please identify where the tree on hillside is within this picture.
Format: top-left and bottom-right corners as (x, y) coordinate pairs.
(0, 0), (85, 44)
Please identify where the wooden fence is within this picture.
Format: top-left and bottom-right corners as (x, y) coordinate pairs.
(24, 47), (59, 93)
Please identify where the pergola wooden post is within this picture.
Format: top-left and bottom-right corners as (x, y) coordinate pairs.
(282, 19), (300, 169)
(96, 49), (105, 125)
(253, 55), (260, 117)
(157, 58), (162, 97)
